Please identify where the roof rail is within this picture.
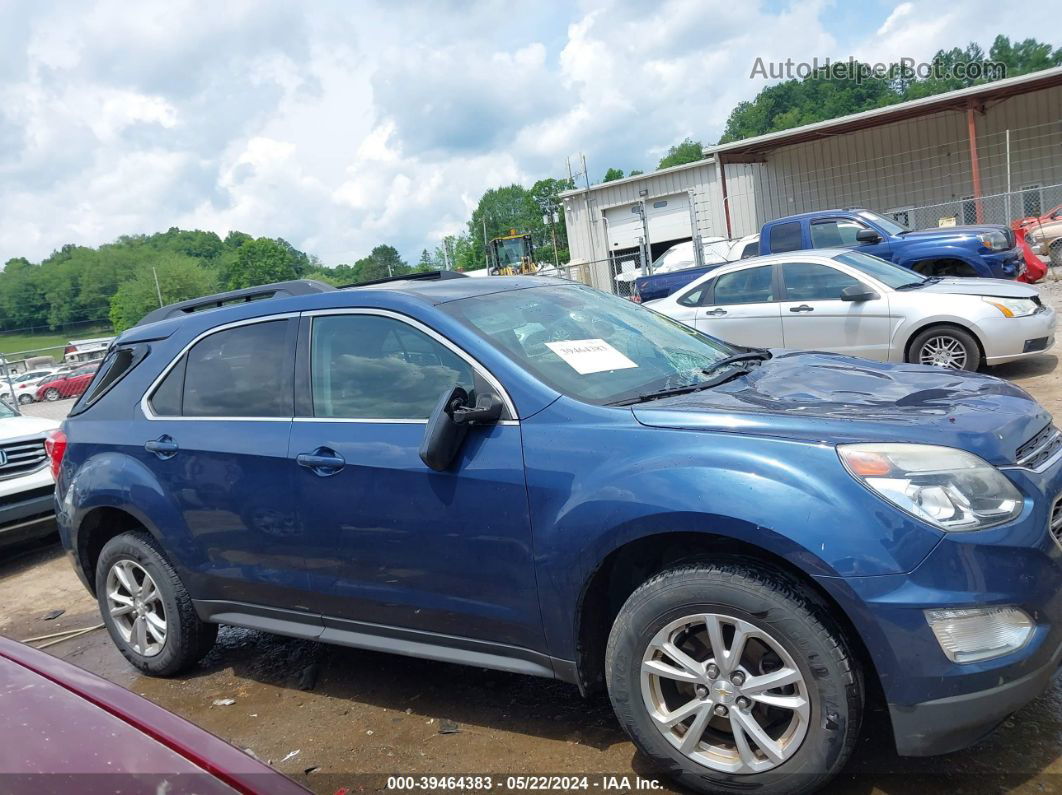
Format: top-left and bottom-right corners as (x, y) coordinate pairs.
(340, 270), (468, 289)
(134, 279), (335, 327)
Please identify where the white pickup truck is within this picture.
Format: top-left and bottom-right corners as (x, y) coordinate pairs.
(0, 400), (59, 546)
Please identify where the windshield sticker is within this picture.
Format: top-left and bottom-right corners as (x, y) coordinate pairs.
(545, 339), (638, 375)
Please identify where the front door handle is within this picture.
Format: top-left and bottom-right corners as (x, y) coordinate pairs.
(145, 435), (178, 460)
(297, 447), (345, 477)
(789, 304), (814, 313)
(704, 308), (727, 316)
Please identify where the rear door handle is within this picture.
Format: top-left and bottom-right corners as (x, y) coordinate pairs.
(145, 435), (178, 460)
(789, 304), (814, 313)
(704, 308), (727, 316)
(297, 447), (345, 477)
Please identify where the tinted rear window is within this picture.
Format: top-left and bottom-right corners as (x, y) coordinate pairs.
(71, 345), (147, 414)
(769, 222), (803, 253)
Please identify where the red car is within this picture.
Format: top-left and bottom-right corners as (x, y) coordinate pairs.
(35, 365), (96, 402)
(0, 634), (307, 794)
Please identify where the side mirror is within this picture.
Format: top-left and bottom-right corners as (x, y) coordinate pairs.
(419, 386), (502, 471)
(840, 285), (878, 302)
(855, 228), (882, 244)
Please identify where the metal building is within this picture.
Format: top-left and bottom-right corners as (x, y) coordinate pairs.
(561, 66), (1062, 292)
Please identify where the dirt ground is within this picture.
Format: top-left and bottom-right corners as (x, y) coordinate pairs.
(5, 288), (1062, 794)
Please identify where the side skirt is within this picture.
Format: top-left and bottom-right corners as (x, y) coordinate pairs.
(193, 599), (577, 684)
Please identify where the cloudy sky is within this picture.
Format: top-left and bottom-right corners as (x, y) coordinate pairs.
(0, 0), (1055, 266)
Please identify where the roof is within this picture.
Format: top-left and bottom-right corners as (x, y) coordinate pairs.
(560, 66), (1062, 197)
(707, 66), (1062, 158)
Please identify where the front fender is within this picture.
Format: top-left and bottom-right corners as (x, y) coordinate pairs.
(894, 243), (988, 274)
(522, 400), (944, 660)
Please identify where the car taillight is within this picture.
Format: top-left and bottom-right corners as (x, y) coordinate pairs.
(631, 290), (641, 303)
(44, 429), (67, 480)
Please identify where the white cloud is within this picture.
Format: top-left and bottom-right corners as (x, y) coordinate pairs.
(0, 0), (1057, 267)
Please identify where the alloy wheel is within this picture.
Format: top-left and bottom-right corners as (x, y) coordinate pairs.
(918, 335), (968, 369)
(105, 559), (167, 657)
(17, 394), (32, 405)
(640, 613), (810, 774)
(45, 388), (60, 401)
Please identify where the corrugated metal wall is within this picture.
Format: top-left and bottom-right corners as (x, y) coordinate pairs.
(562, 83), (1061, 270)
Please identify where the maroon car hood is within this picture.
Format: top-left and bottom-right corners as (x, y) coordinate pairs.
(0, 635), (306, 794)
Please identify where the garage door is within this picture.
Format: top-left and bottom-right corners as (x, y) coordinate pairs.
(604, 193), (692, 251)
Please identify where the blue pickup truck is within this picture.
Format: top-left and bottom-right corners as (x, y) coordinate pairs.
(634, 208), (1024, 303)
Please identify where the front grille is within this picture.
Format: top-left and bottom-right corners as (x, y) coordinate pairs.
(1015, 424), (1062, 469)
(0, 438), (48, 480)
(1050, 497), (1062, 549)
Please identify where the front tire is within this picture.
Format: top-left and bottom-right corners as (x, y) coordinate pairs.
(96, 531), (217, 676)
(908, 325), (981, 371)
(44, 388), (60, 401)
(606, 562), (862, 795)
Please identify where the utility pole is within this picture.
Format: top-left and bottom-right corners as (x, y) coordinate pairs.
(482, 217), (490, 270)
(0, 355), (19, 415)
(152, 267), (164, 307)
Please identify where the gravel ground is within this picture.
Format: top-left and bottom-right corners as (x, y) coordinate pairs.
(3, 290), (1062, 793)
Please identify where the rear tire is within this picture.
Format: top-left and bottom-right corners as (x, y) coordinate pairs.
(17, 394), (32, 405)
(95, 530), (217, 676)
(907, 325), (981, 371)
(606, 562), (862, 795)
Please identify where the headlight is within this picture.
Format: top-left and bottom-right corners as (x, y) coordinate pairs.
(978, 231), (1008, 251)
(837, 443), (1022, 531)
(925, 606), (1033, 663)
(981, 296), (1038, 318)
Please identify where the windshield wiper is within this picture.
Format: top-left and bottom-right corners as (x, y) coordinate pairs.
(702, 350), (771, 374)
(896, 276), (942, 290)
(609, 366), (752, 406)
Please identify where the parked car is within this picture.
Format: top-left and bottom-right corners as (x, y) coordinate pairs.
(0, 399), (58, 547)
(35, 365), (97, 401)
(631, 234), (760, 303)
(1019, 205), (1062, 267)
(646, 249), (1055, 370)
(0, 634), (307, 793)
(0, 367), (58, 405)
(54, 275), (1062, 794)
(760, 209), (1025, 279)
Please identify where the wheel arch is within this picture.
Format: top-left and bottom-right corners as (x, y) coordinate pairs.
(74, 505), (160, 596)
(901, 319), (986, 366)
(571, 529), (886, 714)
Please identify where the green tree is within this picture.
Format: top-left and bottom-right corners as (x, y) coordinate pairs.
(657, 138), (705, 169)
(629, 169), (644, 176)
(603, 167), (625, 182)
(219, 237), (310, 289)
(467, 185), (542, 269)
(109, 255), (217, 332)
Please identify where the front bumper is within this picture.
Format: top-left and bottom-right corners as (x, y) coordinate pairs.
(0, 485), (57, 546)
(889, 642), (1061, 755)
(982, 248), (1025, 279)
(980, 305), (1057, 364)
(818, 454), (1062, 757)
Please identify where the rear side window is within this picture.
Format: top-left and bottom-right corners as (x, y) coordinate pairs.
(71, 345), (147, 414)
(149, 319), (294, 418)
(769, 222), (803, 253)
(712, 266), (776, 305)
(740, 241), (759, 258)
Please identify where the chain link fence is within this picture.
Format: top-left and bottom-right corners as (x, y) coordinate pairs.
(886, 183), (1062, 233)
(534, 252), (646, 299)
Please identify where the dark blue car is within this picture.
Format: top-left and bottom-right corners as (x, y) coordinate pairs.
(53, 273), (1061, 794)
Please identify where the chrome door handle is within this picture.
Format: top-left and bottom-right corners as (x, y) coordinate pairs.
(297, 447), (345, 476)
(145, 435), (178, 460)
(789, 304), (814, 313)
(704, 308), (727, 316)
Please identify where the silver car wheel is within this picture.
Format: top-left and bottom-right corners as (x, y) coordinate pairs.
(106, 559), (167, 657)
(918, 335), (968, 369)
(640, 613), (810, 774)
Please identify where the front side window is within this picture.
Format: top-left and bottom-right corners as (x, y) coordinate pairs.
(442, 283), (735, 406)
(769, 222), (802, 253)
(782, 262), (864, 301)
(149, 319), (293, 417)
(310, 315), (474, 419)
(712, 266), (775, 305)
(810, 219), (869, 247)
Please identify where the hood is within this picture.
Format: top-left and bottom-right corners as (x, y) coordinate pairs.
(916, 277), (1040, 298)
(0, 414), (60, 438)
(904, 224), (1008, 238)
(632, 351), (1049, 466)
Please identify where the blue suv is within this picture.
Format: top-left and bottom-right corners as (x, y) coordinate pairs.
(54, 273), (1061, 794)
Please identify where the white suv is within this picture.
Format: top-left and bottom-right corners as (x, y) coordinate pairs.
(0, 400), (59, 546)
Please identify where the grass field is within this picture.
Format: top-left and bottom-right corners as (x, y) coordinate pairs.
(0, 326), (112, 359)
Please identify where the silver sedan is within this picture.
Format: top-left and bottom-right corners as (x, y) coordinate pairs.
(646, 249), (1056, 371)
